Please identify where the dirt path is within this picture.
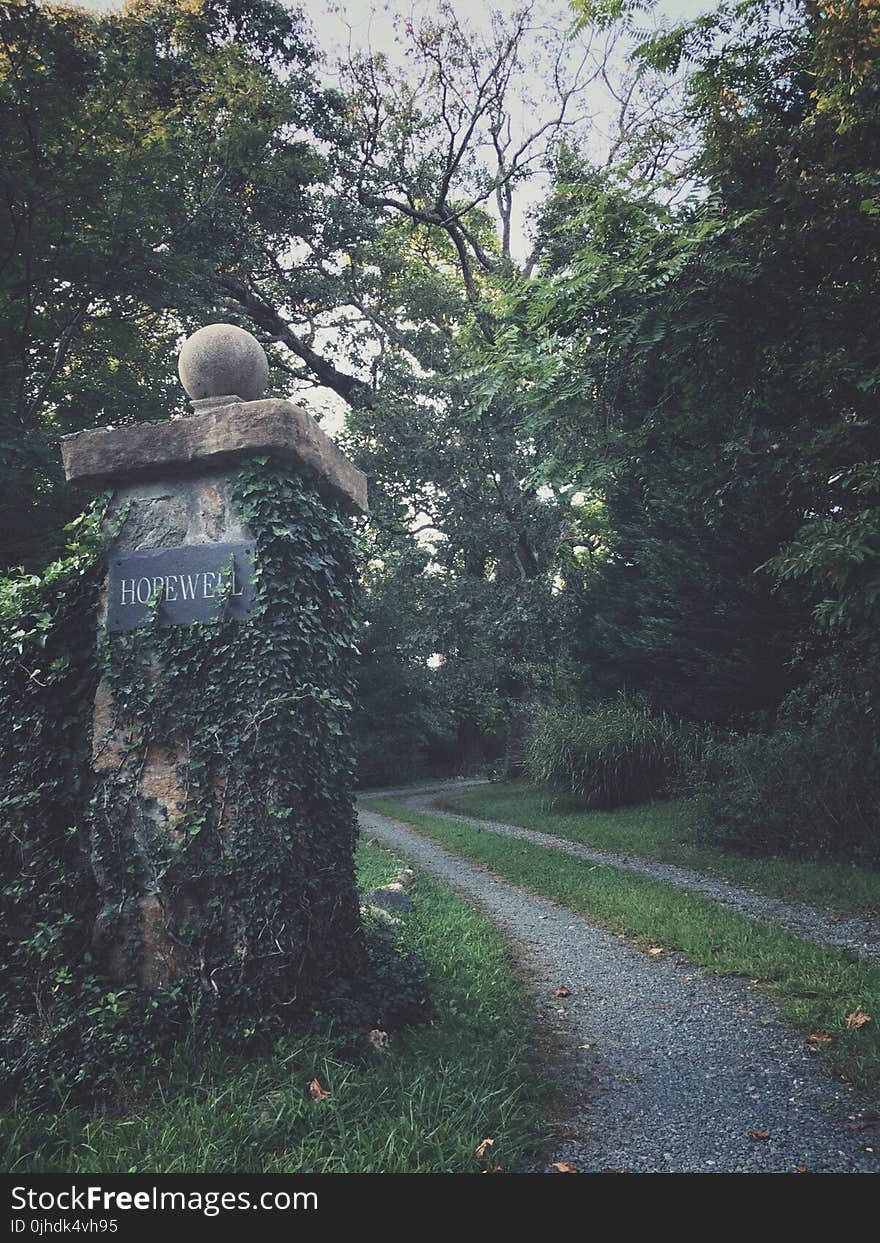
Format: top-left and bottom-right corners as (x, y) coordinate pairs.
(379, 783), (880, 964)
(359, 802), (878, 1173)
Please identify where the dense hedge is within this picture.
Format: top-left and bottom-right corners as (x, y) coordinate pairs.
(0, 463), (380, 1104)
(694, 648), (880, 864)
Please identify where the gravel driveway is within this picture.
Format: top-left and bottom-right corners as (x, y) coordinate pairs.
(359, 802), (879, 1173)
(388, 784), (880, 964)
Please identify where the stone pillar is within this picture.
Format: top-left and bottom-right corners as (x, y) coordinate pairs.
(61, 325), (368, 1011)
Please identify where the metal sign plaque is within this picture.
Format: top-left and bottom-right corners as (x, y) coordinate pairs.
(106, 542), (256, 633)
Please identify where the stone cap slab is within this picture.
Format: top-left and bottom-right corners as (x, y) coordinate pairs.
(61, 398), (367, 514)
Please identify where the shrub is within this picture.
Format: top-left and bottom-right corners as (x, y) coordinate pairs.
(694, 654), (880, 863)
(525, 695), (700, 809)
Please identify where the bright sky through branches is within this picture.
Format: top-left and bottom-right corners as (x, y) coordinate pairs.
(76, 0), (713, 258)
(68, 0), (715, 428)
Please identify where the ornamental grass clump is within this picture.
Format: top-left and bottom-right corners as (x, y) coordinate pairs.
(526, 695), (698, 809)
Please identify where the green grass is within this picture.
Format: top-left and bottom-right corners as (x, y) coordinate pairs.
(437, 782), (880, 916)
(1, 842), (542, 1174)
(363, 796), (880, 1094)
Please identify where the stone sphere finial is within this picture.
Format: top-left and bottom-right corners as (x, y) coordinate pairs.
(178, 323), (269, 407)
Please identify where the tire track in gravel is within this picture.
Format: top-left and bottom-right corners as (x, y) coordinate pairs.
(358, 802), (879, 1174)
(388, 784), (880, 964)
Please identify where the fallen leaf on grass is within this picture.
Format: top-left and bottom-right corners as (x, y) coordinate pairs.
(308, 1078), (330, 1102)
(748, 1129), (770, 1141)
(551, 1162), (577, 1173)
(554, 987), (571, 998)
(648, 946), (664, 957)
(806, 1031), (833, 1047)
(845, 1005), (872, 1030)
(474, 1138), (495, 1159)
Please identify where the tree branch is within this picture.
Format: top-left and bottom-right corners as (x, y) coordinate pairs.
(218, 274), (374, 410)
